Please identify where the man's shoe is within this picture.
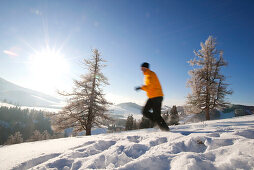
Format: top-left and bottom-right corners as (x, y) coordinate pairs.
(157, 121), (170, 132)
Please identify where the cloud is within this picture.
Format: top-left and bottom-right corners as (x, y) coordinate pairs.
(3, 50), (18, 57)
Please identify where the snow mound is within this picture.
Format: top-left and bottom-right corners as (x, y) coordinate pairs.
(1, 115), (254, 170)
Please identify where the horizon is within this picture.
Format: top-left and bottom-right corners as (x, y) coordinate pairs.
(0, 0), (254, 106)
(0, 76), (252, 108)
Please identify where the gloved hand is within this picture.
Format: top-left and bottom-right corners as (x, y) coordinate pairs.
(135, 86), (142, 91)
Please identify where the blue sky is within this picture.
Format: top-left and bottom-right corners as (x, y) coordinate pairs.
(0, 0), (254, 106)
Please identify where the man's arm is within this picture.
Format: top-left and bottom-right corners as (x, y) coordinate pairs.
(141, 75), (152, 91)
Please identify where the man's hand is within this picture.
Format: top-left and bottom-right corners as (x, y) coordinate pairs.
(135, 86), (142, 91)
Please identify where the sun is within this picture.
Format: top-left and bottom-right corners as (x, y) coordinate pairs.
(28, 47), (70, 94)
(29, 47), (69, 77)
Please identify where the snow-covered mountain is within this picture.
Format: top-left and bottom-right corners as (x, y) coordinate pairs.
(0, 77), (61, 108)
(109, 102), (143, 120)
(1, 115), (254, 170)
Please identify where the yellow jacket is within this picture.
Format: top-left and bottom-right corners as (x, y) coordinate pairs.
(141, 69), (163, 98)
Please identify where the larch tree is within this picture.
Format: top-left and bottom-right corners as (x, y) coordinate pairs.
(187, 36), (232, 120)
(53, 49), (112, 135)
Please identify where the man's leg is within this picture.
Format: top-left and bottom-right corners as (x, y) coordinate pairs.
(142, 99), (155, 122)
(152, 97), (170, 131)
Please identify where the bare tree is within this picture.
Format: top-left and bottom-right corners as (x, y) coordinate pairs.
(53, 49), (112, 135)
(187, 36), (232, 120)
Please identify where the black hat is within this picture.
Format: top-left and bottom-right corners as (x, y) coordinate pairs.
(141, 62), (149, 69)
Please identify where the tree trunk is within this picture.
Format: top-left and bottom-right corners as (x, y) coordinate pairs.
(205, 107), (210, 120)
(86, 51), (98, 136)
(86, 124), (92, 135)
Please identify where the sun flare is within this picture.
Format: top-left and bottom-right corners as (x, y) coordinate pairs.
(29, 47), (69, 77)
(28, 47), (70, 94)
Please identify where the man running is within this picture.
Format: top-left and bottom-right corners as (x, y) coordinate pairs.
(135, 62), (169, 131)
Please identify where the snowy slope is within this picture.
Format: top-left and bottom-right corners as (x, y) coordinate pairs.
(1, 115), (254, 170)
(0, 77), (61, 108)
(109, 102), (143, 120)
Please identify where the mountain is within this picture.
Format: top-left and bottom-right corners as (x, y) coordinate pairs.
(1, 115), (254, 169)
(109, 102), (143, 120)
(182, 104), (254, 123)
(0, 77), (61, 108)
(116, 102), (142, 110)
(110, 101), (254, 123)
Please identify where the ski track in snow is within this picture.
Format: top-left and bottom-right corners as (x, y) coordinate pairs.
(1, 115), (254, 170)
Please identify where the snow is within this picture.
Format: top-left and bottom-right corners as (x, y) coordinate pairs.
(0, 102), (14, 108)
(1, 115), (254, 170)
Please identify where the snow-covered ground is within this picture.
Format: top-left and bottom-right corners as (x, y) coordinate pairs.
(1, 115), (254, 170)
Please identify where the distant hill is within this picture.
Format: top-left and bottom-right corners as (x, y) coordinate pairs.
(109, 102), (143, 120)
(110, 102), (254, 123)
(183, 104), (254, 123)
(0, 77), (61, 108)
(116, 102), (142, 110)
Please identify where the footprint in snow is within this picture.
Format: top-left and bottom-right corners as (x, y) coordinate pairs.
(70, 141), (95, 150)
(206, 138), (234, 151)
(70, 140), (116, 159)
(124, 144), (149, 159)
(13, 153), (61, 170)
(170, 137), (208, 154)
(207, 133), (220, 137)
(149, 137), (168, 146)
(47, 158), (74, 170)
(234, 130), (254, 139)
(127, 136), (141, 143)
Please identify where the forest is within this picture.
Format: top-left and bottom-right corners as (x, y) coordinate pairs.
(0, 106), (56, 145)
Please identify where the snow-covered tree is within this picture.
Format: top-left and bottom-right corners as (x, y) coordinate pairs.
(29, 130), (42, 141)
(169, 105), (179, 125)
(6, 131), (23, 145)
(6, 135), (15, 145)
(42, 130), (51, 140)
(53, 49), (112, 135)
(187, 36), (233, 120)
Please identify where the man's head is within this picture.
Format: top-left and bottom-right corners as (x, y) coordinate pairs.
(141, 62), (149, 72)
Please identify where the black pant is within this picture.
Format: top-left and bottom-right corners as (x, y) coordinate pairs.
(142, 96), (169, 131)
